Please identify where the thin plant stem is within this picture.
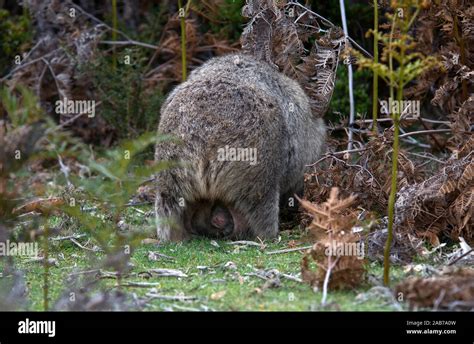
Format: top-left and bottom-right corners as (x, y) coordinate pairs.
(372, 0), (379, 133)
(383, 11), (398, 287)
(43, 224), (49, 310)
(178, 0), (189, 81)
(112, 0), (118, 69)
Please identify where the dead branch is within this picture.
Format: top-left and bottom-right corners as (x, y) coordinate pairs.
(266, 245), (312, 255)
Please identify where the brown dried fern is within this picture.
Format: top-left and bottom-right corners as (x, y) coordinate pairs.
(241, 0), (346, 117)
(395, 267), (474, 310)
(396, 146), (473, 246)
(299, 188), (366, 291)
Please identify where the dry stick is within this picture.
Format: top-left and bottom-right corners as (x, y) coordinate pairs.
(287, 1), (373, 59)
(399, 129), (452, 138)
(67, 0), (158, 53)
(417, 118), (451, 125)
(447, 300), (474, 311)
(57, 154), (72, 187)
(70, 238), (101, 252)
(67, 0), (127, 39)
(339, 0), (355, 152)
(294, 9), (309, 24)
(146, 293), (197, 301)
(288, 1), (335, 28)
(120, 282), (162, 288)
(405, 151), (445, 164)
(329, 148), (368, 156)
(228, 240), (263, 247)
(144, 17), (181, 73)
(0, 50), (58, 83)
(99, 40), (159, 50)
(131, 207), (146, 215)
(20, 37), (45, 64)
(321, 154), (382, 189)
(41, 58), (67, 99)
(355, 117), (450, 125)
(37, 64), (48, 101)
(148, 251), (176, 261)
(401, 138), (431, 149)
(281, 273), (303, 283)
(344, 156), (381, 188)
(266, 245), (312, 255)
(50, 234), (86, 241)
(321, 256), (340, 306)
(69, 269), (101, 277)
(418, 117), (444, 150)
(168, 305), (202, 311)
(306, 148), (368, 167)
(80, 201), (152, 213)
(448, 249), (474, 266)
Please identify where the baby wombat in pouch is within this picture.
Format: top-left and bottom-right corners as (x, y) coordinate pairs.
(155, 53), (325, 241)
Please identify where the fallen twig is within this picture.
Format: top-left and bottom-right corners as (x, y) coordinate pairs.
(120, 282), (162, 288)
(148, 251), (176, 261)
(147, 268), (188, 278)
(228, 240), (264, 248)
(321, 256), (340, 306)
(448, 249), (474, 266)
(68, 269), (101, 277)
(399, 129), (452, 138)
(146, 292), (197, 301)
(50, 234), (87, 241)
(99, 40), (159, 50)
(280, 273), (303, 283)
(287, 1), (373, 59)
(265, 245), (312, 255)
(70, 238), (101, 252)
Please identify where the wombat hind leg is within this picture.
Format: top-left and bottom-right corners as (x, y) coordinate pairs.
(247, 190), (280, 239)
(154, 191), (186, 241)
(280, 179), (304, 222)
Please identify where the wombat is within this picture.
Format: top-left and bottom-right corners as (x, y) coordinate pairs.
(154, 53), (326, 241)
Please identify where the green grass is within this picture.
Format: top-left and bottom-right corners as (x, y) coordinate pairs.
(12, 218), (408, 311)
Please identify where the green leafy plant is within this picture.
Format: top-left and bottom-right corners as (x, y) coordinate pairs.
(85, 48), (165, 140)
(0, 9), (33, 76)
(1, 86), (173, 308)
(60, 132), (174, 284)
(1, 87), (56, 310)
(193, 0), (245, 41)
(354, 0), (440, 285)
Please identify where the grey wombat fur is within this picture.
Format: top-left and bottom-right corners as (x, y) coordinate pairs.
(155, 53), (325, 241)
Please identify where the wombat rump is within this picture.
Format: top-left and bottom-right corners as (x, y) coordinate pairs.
(155, 54), (325, 241)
